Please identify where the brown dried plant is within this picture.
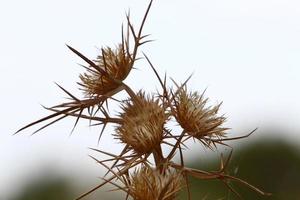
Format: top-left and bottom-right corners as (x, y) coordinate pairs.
(16, 1), (271, 199)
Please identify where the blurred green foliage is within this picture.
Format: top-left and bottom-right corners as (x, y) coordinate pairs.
(180, 138), (300, 200)
(11, 177), (74, 200)
(12, 137), (300, 200)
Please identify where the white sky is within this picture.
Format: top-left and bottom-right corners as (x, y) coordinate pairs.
(1, 0), (300, 199)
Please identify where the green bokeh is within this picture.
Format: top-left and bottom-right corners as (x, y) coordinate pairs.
(180, 138), (300, 200)
(11, 177), (74, 200)
(12, 137), (300, 200)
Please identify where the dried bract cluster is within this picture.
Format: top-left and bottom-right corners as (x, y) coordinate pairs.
(173, 86), (227, 140)
(127, 166), (183, 200)
(115, 91), (166, 154)
(79, 44), (132, 97)
(16, 0), (270, 199)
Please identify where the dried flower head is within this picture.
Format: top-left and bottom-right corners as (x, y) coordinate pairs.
(173, 87), (228, 138)
(115, 92), (167, 154)
(79, 44), (131, 97)
(128, 166), (183, 200)
(16, 1), (271, 199)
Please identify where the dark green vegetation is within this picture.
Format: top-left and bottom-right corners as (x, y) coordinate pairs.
(180, 137), (300, 200)
(12, 136), (300, 200)
(11, 177), (74, 200)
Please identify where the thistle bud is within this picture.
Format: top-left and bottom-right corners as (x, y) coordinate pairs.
(79, 44), (131, 97)
(115, 92), (167, 154)
(128, 166), (183, 200)
(173, 87), (227, 138)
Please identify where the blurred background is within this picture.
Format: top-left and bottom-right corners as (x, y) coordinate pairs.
(1, 0), (300, 199)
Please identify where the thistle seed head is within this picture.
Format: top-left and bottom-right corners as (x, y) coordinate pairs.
(79, 44), (131, 97)
(173, 87), (227, 138)
(115, 92), (167, 154)
(128, 166), (183, 200)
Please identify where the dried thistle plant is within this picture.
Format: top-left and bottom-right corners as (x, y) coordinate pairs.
(16, 1), (271, 199)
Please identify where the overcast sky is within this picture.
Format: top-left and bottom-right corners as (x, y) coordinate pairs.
(1, 0), (300, 199)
